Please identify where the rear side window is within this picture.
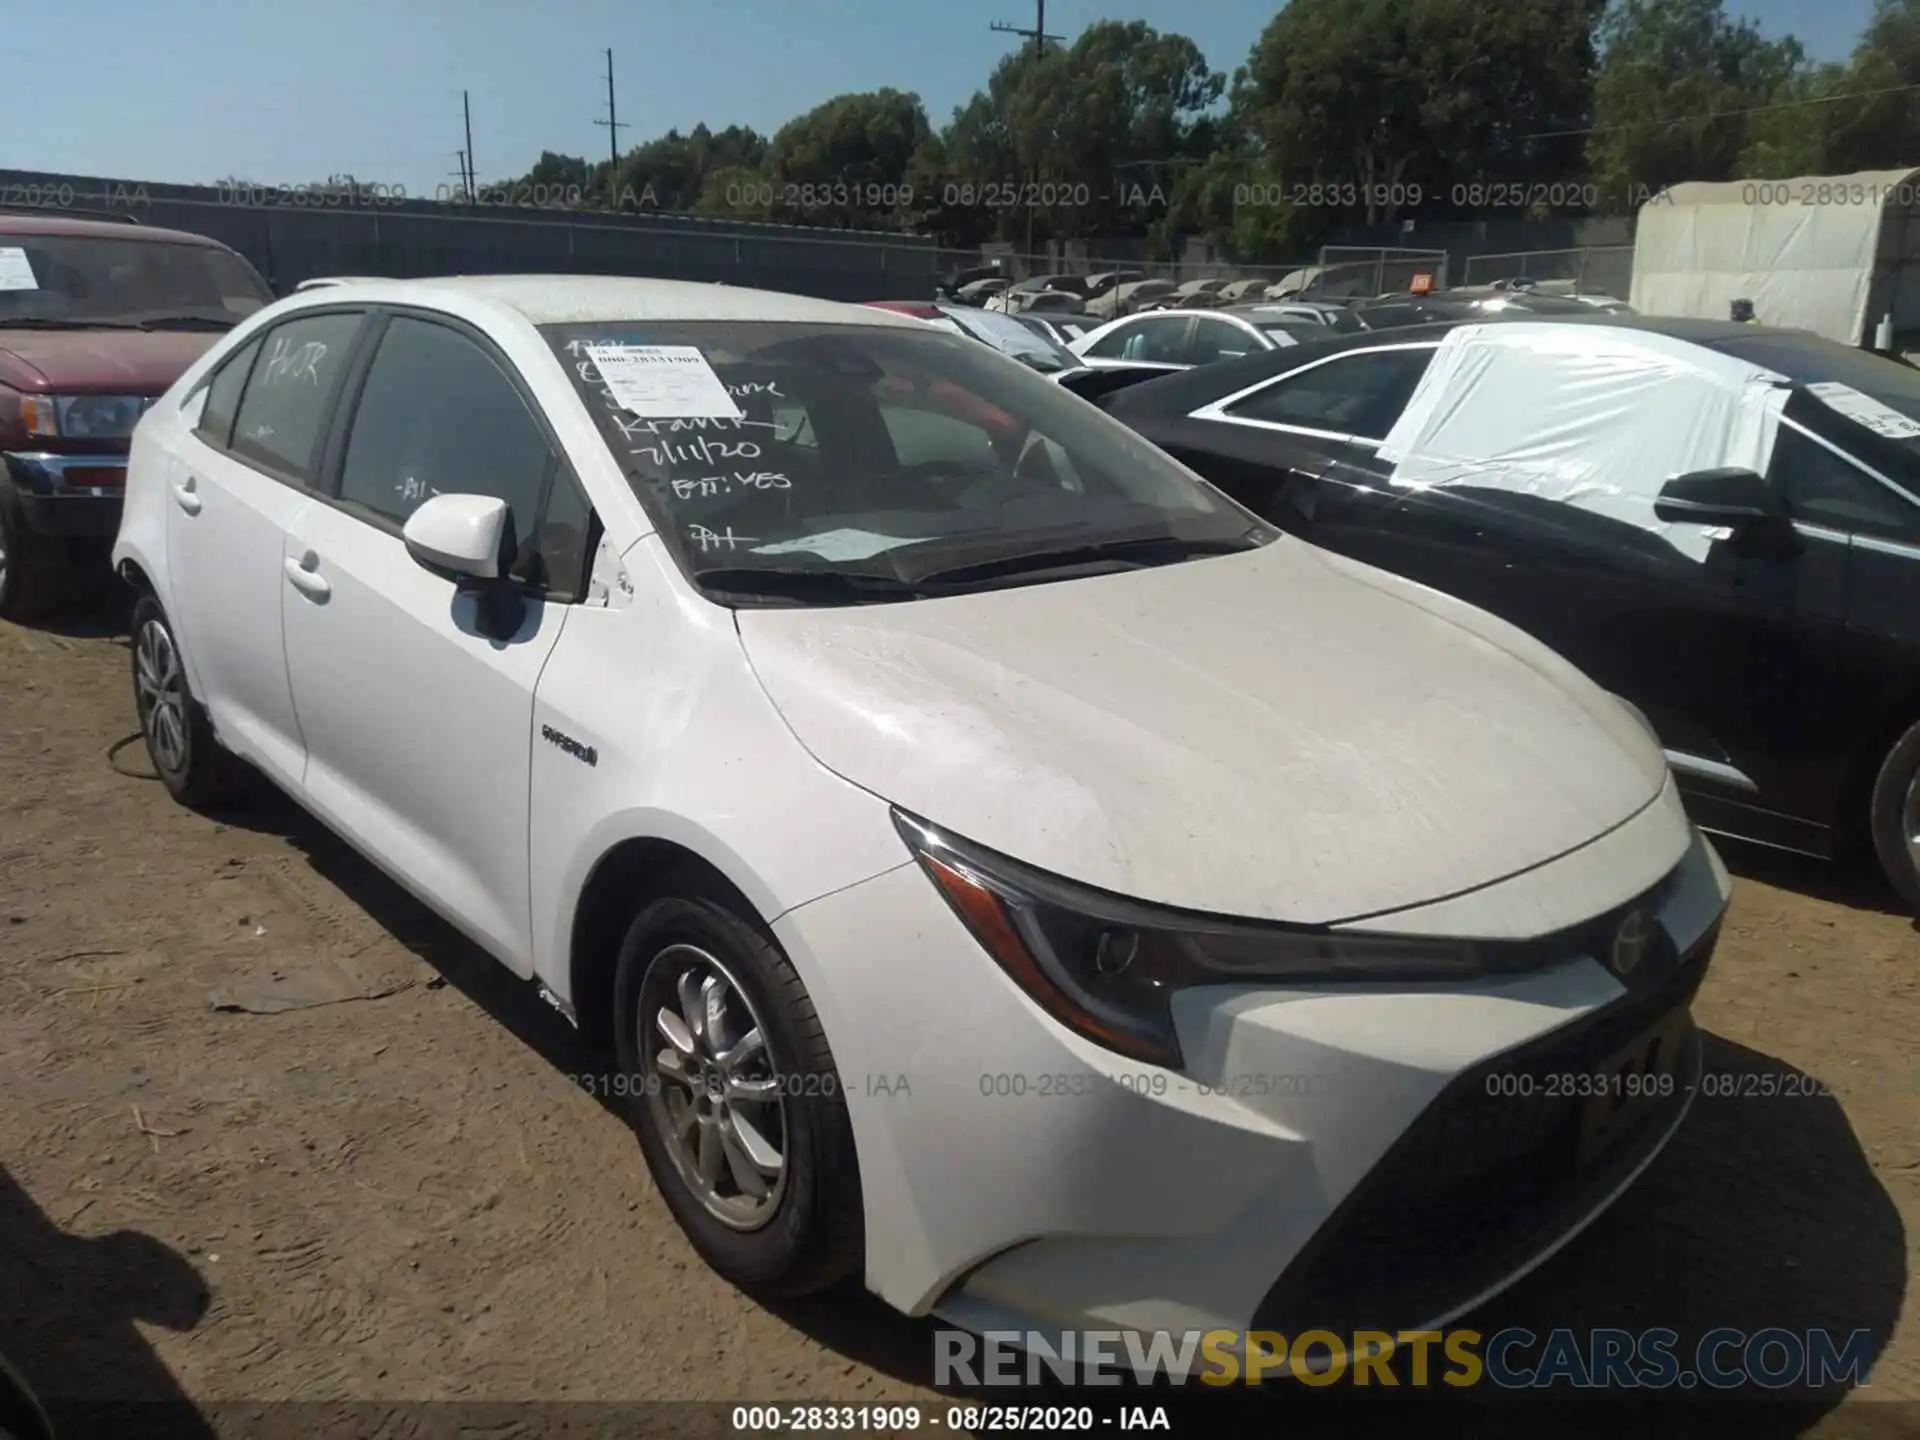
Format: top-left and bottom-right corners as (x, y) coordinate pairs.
(1224, 348), (1436, 440)
(194, 336), (260, 449)
(229, 312), (362, 482)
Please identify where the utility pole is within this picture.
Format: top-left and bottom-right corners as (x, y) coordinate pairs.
(990, 1), (1062, 271)
(450, 151), (471, 204)
(462, 91), (476, 202)
(594, 49), (628, 208)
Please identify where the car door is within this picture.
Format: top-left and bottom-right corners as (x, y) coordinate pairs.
(1737, 413), (1920, 835)
(165, 309), (366, 788)
(278, 310), (596, 973)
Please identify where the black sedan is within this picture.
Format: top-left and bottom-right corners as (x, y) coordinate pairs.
(1103, 315), (1920, 909)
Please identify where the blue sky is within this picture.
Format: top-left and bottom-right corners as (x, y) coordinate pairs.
(10, 0), (1881, 195)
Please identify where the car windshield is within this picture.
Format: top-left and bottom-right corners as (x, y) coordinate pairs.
(944, 308), (1079, 374)
(1711, 332), (1920, 449)
(544, 319), (1267, 602)
(0, 233), (273, 327)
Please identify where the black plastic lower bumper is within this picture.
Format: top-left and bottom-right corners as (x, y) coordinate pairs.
(1252, 921), (1720, 1337)
(15, 491), (122, 539)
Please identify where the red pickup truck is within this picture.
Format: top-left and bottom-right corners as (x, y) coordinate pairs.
(0, 213), (274, 618)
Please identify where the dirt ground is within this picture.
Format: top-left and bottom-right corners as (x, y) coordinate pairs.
(1, 593), (1917, 1440)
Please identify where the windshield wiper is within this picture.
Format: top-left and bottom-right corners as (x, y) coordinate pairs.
(902, 532), (1266, 587)
(0, 316), (147, 330)
(129, 312), (238, 331)
(692, 565), (932, 604)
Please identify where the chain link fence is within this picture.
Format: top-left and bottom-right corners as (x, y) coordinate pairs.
(1462, 246), (1636, 299)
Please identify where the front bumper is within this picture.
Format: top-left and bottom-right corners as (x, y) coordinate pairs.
(773, 818), (1728, 1339)
(3, 452), (126, 537)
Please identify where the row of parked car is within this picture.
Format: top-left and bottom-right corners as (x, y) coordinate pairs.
(868, 283), (1920, 912)
(0, 211), (1911, 1395)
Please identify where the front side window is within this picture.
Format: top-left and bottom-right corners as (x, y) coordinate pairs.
(0, 233), (272, 328)
(544, 319), (1267, 603)
(1223, 348), (1437, 440)
(1767, 423), (1920, 539)
(1185, 319), (1259, 365)
(1087, 317), (1187, 363)
(337, 317), (555, 542)
(228, 311), (363, 481)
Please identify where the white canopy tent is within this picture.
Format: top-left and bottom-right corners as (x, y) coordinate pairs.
(1629, 168), (1920, 345)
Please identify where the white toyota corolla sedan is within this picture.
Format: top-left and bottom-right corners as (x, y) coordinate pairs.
(113, 275), (1730, 1346)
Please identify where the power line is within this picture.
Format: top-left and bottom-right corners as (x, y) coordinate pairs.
(1528, 78), (1920, 140)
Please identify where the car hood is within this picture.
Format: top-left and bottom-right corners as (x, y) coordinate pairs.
(0, 329), (221, 392)
(736, 539), (1668, 925)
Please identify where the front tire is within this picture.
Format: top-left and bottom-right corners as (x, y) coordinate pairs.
(130, 593), (240, 809)
(613, 895), (863, 1299)
(1869, 717), (1920, 914)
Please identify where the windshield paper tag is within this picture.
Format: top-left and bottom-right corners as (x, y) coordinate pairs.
(0, 247), (38, 291)
(585, 344), (743, 420)
(1807, 381), (1920, 439)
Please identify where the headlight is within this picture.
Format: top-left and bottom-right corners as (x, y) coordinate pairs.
(894, 811), (1484, 1069)
(21, 393), (154, 441)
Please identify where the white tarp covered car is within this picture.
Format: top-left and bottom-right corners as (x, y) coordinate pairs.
(1376, 321), (1793, 560)
(1629, 168), (1920, 345)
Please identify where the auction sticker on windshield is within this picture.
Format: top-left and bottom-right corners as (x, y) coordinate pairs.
(0, 247), (38, 291)
(584, 344), (743, 420)
(1806, 380), (1920, 439)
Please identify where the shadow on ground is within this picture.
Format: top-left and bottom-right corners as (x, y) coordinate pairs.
(1716, 834), (1915, 925)
(0, 1167), (216, 1439)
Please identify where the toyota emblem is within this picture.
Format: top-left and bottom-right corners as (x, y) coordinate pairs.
(1610, 909), (1654, 977)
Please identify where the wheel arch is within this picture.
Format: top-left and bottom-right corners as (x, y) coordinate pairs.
(566, 835), (772, 1054)
(1838, 679), (1920, 858)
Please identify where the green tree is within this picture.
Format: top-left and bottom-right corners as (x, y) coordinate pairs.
(1242, 0), (1606, 226)
(1820, 0), (1920, 172)
(763, 89), (932, 230)
(609, 123), (768, 215)
(1588, 0), (1807, 203)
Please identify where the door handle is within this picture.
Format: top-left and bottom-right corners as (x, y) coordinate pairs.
(172, 475), (202, 515)
(283, 552), (331, 601)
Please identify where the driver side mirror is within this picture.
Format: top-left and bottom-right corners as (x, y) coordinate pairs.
(402, 492), (527, 639)
(1654, 467), (1798, 557)
(1654, 467), (1786, 525)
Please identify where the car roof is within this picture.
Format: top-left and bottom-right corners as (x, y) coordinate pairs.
(0, 211), (232, 247)
(1103, 313), (1838, 421)
(287, 274), (927, 328)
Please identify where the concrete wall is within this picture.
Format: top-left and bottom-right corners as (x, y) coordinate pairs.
(0, 169), (940, 302)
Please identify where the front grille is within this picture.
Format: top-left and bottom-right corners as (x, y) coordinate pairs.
(1251, 921), (1718, 1337)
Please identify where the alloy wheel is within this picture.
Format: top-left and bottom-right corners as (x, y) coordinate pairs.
(639, 944), (789, 1231)
(134, 618), (190, 775)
